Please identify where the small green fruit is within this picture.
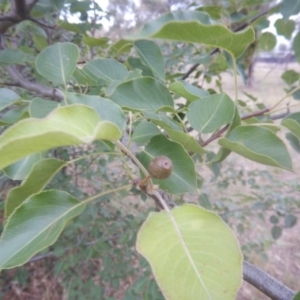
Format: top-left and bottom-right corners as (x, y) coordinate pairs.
(148, 156), (173, 179)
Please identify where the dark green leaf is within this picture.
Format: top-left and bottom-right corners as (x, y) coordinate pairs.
(5, 158), (65, 218)
(219, 125), (292, 171)
(137, 135), (197, 194)
(138, 11), (255, 58)
(259, 32), (276, 51)
(83, 58), (129, 84)
(36, 42), (79, 85)
(110, 77), (174, 111)
(0, 190), (86, 270)
(281, 70), (300, 85)
(29, 98), (59, 118)
(274, 18), (295, 39)
(3, 153), (43, 181)
(280, 0), (300, 20)
(169, 81), (209, 102)
(131, 122), (161, 145)
(271, 225), (282, 240)
(0, 88), (21, 111)
(282, 112), (300, 139)
(284, 214), (297, 228)
(293, 32), (300, 63)
(134, 40), (165, 81)
(187, 93), (235, 134)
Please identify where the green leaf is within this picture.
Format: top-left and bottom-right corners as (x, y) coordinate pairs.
(137, 11), (255, 58)
(5, 158), (65, 218)
(32, 35), (48, 51)
(0, 107), (29, 126)
(169, 81), (209, 102)
(271, 225), (282, 240)
(36, 42), (79, 85)
(132, 121), (161, 146)
(3, 152), (43, 181)
(286, 133), (300, 153)
(83, 58), (129, 84)
(65, 92), (126, 131)
(0, 88), (21, 111)
(143, 111), (182, 131)
(110, 39), (133, 55)
(259, 32), (276, 51)
(282, 112), (300, 139)
(110, 77), (174, 111)
(219, 125), (292, 171)
(134, 39), (165, 81)
(281, 70), (300, 85)
(136, 204), (243, 300)
(136, 135), (197, 194)
(274, 18), (295, 39)
(0, 48), (26, 66)
(57, 21), (88, 34)
(82, 36), (109, 47)
(280, 0), (300, 20)
(0, 190), (86, 270)
(284, 214), (297, 228)
(187, 93), (235, 134)
(293, 32), (300, 63)
(165, 128), (206, 154)
(29, 98), (59, 118)
(127, 57), (154, 77)
(0, 104), (122, 169)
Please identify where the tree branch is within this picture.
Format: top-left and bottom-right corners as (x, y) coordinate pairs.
(6, 66), (63, 101)
(243, 261), (295, 300)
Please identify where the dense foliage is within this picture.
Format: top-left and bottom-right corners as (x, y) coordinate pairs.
(0, 0), (300, 299)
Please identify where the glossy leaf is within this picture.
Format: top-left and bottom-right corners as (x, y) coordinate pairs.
(165, 128), (206, 154)
(136, 135), (197, 194)
(5, 158), (65, 218)
(36, 42), (79, 84)
(132, 121), (161, 145)
(83, 58), (129, 84)
(3, 152), (43, 181)
(282, 112), (300, 139)
(134, 39), (165, 81)
(0, 105), (122, 169)
(29, 97), (59, 118)
(137, 204), (243, 300)
(187, 93), (235, 134)
(169, 81), (209, 102)
(65, 92), (126, 131)
(0, 88), (21, 111)
(138, 11), (255, 58)
(219, 125), (292, 171)
(0, 190), (86, 270)
(110, 77), (174, 111)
